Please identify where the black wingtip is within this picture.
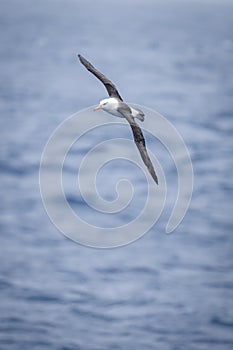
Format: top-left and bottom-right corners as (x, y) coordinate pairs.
(153, 174), (159, 185)
(77, 54), (93, 69)
(77, 54), (86, 63)
(77, 54), (83, 62)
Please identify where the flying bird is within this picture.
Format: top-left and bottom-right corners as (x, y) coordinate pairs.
(78, 54), (158, 185)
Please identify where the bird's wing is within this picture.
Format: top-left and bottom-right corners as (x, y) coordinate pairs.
(78, 54), (123, 101)
(117, 103), (158, 185)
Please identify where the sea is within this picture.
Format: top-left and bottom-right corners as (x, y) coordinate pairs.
(1, 0), (233, 349)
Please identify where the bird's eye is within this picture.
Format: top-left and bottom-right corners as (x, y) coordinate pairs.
(103, 102), (107, 105)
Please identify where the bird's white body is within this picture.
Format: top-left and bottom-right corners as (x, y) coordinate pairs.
(97, 97), (144, 121)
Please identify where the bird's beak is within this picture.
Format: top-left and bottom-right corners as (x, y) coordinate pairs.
(93, 104), (102, 111)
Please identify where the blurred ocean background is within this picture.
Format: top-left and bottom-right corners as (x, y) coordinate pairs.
(1, 0), (233, 349)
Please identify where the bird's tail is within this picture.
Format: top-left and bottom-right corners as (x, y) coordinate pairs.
(135, 112), (145, 122)
(131, 107), (145, 122)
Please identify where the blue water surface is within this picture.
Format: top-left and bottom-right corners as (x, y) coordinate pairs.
(1, 0), (233, 349)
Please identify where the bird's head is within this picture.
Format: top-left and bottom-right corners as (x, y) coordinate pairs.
(93, 97), (118, 112)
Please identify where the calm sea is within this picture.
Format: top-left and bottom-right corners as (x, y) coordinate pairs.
(1, 0), (233, 349)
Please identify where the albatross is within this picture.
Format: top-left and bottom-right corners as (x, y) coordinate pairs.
(78, 54), (158, 185)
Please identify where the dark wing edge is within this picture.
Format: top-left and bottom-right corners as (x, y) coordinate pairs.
(118, 105), (159, 185)
(78, 54), (123, 101)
